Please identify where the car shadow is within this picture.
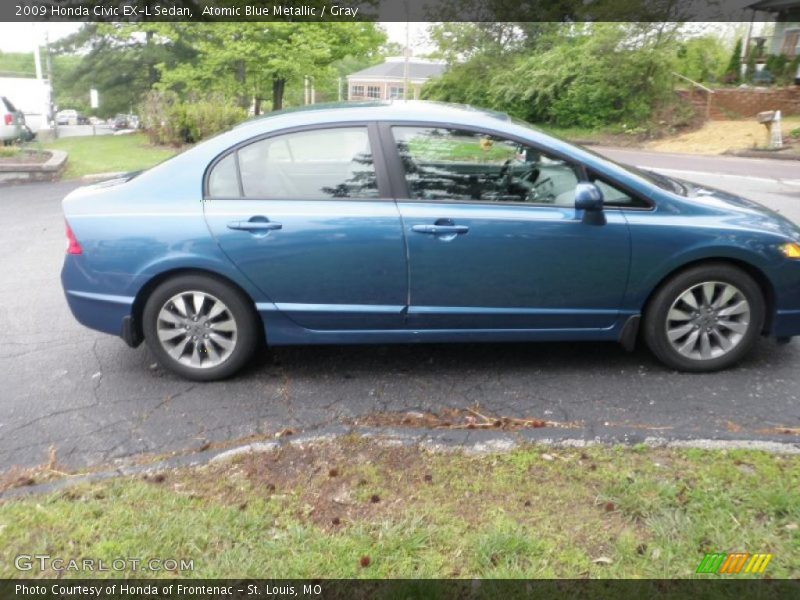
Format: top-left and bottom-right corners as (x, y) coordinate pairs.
(239, 336), (790, 380)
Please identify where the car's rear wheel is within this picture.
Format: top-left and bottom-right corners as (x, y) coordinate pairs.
(643, 264), (765, 372)
(143, 274), (260, 381)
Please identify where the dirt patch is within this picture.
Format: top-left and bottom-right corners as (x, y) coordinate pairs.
(348, 406), (580, 431)
(647, 117), (800, 155)
(164, 437), (623, 542)
(0, 149), (51, 164)
(0, 446), (66, 494)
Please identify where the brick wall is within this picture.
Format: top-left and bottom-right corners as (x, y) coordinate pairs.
(678, 87), (800, 120)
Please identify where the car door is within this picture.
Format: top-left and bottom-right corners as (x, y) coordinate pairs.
(203, 123), (407, 331)
(384, 124), (632, 331)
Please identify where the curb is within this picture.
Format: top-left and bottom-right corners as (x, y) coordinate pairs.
(2, 424), (799, 501)
(725, 149), (800, 161)
(0, 149), (67, 183)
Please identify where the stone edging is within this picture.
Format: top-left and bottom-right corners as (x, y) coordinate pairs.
(0, 149), (68, 183)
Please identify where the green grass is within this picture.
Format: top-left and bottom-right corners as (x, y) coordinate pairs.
(408, 137), (517, 163)
(0, 145), (20, 158)
(43, 133), (179, 179)
(0, 439), (797, 579)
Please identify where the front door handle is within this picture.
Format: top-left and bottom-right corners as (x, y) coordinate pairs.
(227, 218), (282, 232)
(411, 224), (469, 235)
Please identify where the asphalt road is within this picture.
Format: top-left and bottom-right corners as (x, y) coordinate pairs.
(1, 149), (800, 472)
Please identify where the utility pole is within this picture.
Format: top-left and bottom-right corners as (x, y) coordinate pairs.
(44, 31), (54, 131)
(403, 18), (410, 101)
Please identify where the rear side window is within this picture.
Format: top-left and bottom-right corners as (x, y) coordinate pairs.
(206, 127), (378, 200)
(207, 153), (239, 197)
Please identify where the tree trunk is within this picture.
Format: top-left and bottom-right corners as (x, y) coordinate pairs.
(254, 96), (262, 116)
(272, 78), (286, 111)
(235, 60), (248, 109)
(145, 30), (158, 87)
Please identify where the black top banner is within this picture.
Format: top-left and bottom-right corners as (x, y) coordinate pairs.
(0, 0), (788, 22)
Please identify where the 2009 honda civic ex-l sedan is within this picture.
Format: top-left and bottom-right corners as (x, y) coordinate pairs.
(61, 101), (800, 381)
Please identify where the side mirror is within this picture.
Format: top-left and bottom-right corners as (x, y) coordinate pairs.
(575, 182), (604, 211)
(574, 182), (605, 225)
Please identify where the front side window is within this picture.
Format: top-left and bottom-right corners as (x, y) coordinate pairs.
(589, 172), (650, 208)
(367, 86), (381, 99)
(207, 127), (378, 200)
(392, 126), (579, 205)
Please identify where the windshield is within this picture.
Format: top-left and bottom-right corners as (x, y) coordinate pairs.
(510, 117), (687, 196)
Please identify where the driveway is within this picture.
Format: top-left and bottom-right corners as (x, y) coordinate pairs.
(1, 150), (799, 471)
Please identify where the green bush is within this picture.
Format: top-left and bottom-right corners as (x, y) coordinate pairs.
(488, 25), (674, 128)
(765, 54), (800, 86)
(140, 90), (247, 146)
(675, 36), (729, 84)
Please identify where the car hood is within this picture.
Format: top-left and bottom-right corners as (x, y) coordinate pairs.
(673, 176), (800, 242)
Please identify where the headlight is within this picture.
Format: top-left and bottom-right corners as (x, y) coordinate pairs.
(778, 242), (800, 259)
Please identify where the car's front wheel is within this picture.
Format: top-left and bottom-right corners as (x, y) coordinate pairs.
(643, 264), (765, 372)
(142, 274), (260, 381)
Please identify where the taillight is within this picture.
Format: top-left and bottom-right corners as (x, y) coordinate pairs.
(65, 221), (82, 255)
(3, 114), (11, 126)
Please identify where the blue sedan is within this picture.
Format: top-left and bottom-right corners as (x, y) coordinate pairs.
(61, 102), (800, 380)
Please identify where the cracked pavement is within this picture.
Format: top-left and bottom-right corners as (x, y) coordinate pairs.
(2, 150), (800, 471)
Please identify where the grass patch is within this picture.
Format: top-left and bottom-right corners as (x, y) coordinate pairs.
(0, 439), (797, 579)
(0, 145), (21, 158)
(44, 133), (179, 179)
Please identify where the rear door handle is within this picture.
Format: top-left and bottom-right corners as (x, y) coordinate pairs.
(227, 219), (282, 232)
(412, 224), (469, 234)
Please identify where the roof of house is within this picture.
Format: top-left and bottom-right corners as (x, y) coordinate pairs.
(347, 59), (447, 81)
(747, 0), (800, 11)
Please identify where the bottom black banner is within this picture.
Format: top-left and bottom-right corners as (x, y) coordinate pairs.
(2, 579), (800, 600)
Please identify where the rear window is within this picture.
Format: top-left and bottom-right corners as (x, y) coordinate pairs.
(2, 97), (17, 112)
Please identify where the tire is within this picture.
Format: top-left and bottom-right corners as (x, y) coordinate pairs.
(643, 263), (765, 372)
(142, 274), (261, 381)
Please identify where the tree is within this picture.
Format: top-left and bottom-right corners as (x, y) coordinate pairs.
(50, 23), (195, 117)
(724, 38), (743, 84)
(155, 23), (386, 113)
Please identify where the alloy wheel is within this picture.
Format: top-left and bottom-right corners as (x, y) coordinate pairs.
(156, 290), (238, 369)
(665, 281), (751, 361)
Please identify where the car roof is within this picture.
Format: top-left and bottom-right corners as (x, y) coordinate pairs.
(235, 100), (513, 132)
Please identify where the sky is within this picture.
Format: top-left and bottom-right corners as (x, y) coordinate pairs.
(0, 22), (434, 54)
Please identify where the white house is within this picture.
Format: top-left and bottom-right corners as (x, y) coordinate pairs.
(346, 57), (446, 101)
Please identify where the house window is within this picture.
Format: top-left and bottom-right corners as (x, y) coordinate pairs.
(350, 85), (364, 98)
(781, 30), (799, 58)
(367, 85), (381, 99)
(389, 86), (404, 99)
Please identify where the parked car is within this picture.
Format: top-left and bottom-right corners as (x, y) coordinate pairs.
(56, 109), (79, 126)
(112, 113), (131, 129)
(61, 102), (800, 380)
(1, 95), (25, 144)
